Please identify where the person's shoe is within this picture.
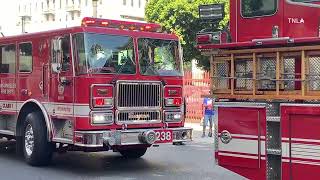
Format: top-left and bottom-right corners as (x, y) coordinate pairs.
(208, 132), (213, 137)
(201, 133), (205, 138)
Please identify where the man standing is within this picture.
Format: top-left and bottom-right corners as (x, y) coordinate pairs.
(202, 97), (214, 137)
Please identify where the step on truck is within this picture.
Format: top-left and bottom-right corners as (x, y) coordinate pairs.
(0, 17), (192, 166)
(197, 0), (320, 179)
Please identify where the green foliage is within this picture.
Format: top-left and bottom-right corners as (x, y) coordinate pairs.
(145, 0), (229, 70)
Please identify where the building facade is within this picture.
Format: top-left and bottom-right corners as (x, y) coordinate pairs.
(16, 0), (147, 34)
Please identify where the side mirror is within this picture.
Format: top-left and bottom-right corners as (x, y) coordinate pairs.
(52, 63), (61, 73)
(52, 38), (63, 73)
(53, 38), (62, 52)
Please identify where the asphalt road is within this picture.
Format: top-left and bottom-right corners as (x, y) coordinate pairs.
(0, 131), (243, 180)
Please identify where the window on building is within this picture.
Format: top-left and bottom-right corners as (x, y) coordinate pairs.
(139, 0), (141, 8)
(42, 2), (43, 10)
(19, 5), (20, 13)
(123, 0), (126, 5)
(85, 0), (88, 6)
(19, 43), (33, 72)
(0, 44), (16, 74)
(100, 0), (103, 5)
(241, 0), (278, 18)
(60, 0), (62, 8)
(131, 0), (134, 7)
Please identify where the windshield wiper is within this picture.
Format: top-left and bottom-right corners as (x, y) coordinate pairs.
(110, 57), (133, 84)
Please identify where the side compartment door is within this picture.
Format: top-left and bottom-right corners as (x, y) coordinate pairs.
(281, 104), (320, 180)
(216, 102), (266, 180)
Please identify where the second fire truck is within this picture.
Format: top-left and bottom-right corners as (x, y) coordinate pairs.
(0, 17), (192, 166)
(197, 0), (320, 179)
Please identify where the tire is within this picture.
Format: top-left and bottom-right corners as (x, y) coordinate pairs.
(22, 111), (53, 166)
(119, 147), (147, 159)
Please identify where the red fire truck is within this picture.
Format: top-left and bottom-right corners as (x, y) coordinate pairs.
(197, 0), (320, 179)
(0, 17), (192, 166)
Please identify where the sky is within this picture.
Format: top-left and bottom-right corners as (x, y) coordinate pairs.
(0, 0), (21, 35)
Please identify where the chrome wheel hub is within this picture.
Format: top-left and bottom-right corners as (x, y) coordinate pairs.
(25, 124), (34, 156)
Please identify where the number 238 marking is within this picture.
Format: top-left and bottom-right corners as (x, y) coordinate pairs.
(155, 131), (172, 141)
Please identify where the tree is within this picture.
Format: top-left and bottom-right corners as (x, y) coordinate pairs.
(145, 0), (229, 70)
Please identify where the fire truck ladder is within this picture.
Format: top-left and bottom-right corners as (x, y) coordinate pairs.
(209, 45), (320, 101)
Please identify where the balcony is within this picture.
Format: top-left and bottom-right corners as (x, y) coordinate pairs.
(43, 5), (55, 15)
(66, 5), (81, 12)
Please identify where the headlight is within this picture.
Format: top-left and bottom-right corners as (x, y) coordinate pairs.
(91, 112), (113, 125)
(165, 111), (182, 122)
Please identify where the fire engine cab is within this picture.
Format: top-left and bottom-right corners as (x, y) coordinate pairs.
(197, 0), (320, 179)
(0, 17), (192, 166)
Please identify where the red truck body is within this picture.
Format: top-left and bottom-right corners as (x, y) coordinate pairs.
(0, 17), (192, 165)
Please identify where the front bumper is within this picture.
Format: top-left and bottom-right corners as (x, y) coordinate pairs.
(74, 127), (192, 147)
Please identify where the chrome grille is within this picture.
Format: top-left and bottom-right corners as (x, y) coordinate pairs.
(117, 81), (161, 109)
(116, 110), (161, 124)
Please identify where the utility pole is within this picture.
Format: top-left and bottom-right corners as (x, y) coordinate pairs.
(92, 0), (98, 18)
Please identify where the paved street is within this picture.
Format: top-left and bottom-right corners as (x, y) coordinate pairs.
(0, 126), (243, 180)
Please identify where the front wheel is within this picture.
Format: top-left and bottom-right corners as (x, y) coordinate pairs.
(119, 147), (147, 159)
(22, 111), (53, 166)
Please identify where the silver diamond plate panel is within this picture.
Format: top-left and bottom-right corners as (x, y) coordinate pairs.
(258, 57), (276, 89)
(235, 60), (253, 90)
(308, 56), (320, 91)
(267, 154), (281, 180)
(267, 122), (281, 150)
(283, 57), (295, 90)
(266, 102), (280, 116)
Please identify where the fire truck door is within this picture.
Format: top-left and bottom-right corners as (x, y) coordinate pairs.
(18, 42), (43, 102)
(50, 35), (74, 116)
(281, 104), (320, 180)
(215, 102), (266, 176)
(0, 44), (17, 115)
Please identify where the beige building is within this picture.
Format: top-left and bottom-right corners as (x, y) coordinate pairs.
(16, 0), (147, 33)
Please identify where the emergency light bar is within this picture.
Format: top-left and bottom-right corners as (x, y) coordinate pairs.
(199, 4), (225, 22)
(81, 17), (162, 32)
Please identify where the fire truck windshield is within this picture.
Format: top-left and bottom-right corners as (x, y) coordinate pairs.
(73, 33), (136, 74)
(138, 38), (183, 76)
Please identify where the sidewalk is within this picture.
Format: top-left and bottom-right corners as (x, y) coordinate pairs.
(184, 122), (215, 144)
(184, 122), (211, 132)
